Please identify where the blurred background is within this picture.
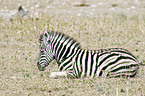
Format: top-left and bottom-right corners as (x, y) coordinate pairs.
(0, 0), (145, 20)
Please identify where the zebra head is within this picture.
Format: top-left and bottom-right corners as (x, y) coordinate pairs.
(37, 31), (54, 71)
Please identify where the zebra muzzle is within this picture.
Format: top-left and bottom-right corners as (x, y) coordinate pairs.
(37, 62), (46, 71)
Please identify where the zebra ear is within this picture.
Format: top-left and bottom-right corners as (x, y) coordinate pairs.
(44, 31), (50, 43)
(39, 34), (43, 43)
(44, 31), (48, 37)
(44, 31), (50, 40)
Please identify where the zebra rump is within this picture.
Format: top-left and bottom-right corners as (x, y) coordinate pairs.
(37, 31), (139, 78)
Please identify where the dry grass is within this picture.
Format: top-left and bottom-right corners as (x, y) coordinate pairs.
(0, 0), (145, 96)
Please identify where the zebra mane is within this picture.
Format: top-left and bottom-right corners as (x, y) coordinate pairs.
(39, 31), (81, 48)
(50, 31), (81, 48)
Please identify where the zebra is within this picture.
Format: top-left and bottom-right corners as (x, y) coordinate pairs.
(37, 31), (139, 78)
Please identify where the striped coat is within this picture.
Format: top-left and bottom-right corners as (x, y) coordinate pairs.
(37, 31), (139, 78)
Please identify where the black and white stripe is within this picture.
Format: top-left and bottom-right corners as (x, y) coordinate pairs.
(37, 31), (139, 78)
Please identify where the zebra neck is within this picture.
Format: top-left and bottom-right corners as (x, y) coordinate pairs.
(50, 32), (81, 64)
(58, 48), (82, 71)
(55, 46), (80, 65)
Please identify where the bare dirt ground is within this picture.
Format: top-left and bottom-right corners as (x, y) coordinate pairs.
(0, 0), (145, 96)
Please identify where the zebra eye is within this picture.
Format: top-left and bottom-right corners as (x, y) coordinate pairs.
(46, 40), (50, 45)
(48, 40), (50, 43)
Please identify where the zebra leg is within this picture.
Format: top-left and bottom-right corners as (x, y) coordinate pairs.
(49, 71), (76, 79)
(49, 71), (67, 78)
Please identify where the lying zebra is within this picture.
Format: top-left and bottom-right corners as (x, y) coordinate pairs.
(37, 31), (139, 78)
